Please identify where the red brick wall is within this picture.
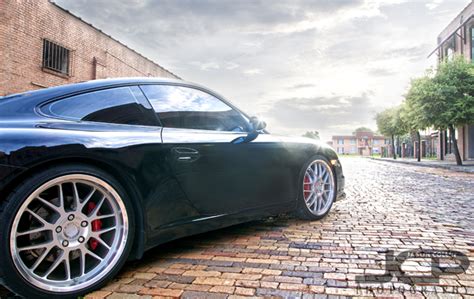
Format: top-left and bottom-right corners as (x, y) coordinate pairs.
(0, 0), (178, 96)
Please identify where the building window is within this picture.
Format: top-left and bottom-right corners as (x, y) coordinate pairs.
(350, 139), (356, 144)
(445, 36), (455, 60)
(471, 26), (474, 61)
(42, 39), (70, 75)
(338, 139), (344, 145)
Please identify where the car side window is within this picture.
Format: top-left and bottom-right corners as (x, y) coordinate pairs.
(41, 86), (157, 126)
(140, 85), (251, 132)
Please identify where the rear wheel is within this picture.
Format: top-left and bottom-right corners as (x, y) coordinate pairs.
(295, 156), (336, 220)
(0, 165), (134, 298)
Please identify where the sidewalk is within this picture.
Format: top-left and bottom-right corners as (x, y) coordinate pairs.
(369, 157), (474, 173)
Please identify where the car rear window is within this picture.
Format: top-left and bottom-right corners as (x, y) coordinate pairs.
(40, 86), (157, 126)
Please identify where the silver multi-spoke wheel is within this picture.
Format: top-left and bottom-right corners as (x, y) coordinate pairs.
(303, 159), (335, 217)
(9, 174), (128, 293)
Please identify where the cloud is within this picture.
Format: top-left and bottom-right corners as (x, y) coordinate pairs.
(225, 62), (239, 70)
(54, 0), (468, 140)
(191, 61), (220, 71)
(289, 83), (318, 89)
(262, 92), (378, 138)
(383, 44), (432, 60)
(367, 68), (397, 77)
(426, 0), (444, 10)
(243, 68), (262, 75)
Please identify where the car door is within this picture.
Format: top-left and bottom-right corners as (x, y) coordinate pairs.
(38, 85), (200, 231)
(140, 84), (294, 216)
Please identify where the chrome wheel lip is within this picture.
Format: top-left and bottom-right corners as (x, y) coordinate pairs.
(9, 174), (129, 293)
(303, 159), (335, 217)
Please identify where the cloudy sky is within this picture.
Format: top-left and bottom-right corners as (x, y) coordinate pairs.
(56, 0), (470, 140)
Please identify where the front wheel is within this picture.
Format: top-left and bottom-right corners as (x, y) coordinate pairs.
(0, 165), (134, 298)
(295, 156), (336, 220)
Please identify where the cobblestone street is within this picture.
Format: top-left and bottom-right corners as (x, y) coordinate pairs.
(2, 157), (473, 298)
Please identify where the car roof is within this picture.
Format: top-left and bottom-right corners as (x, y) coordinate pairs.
(1, 77), (192, 101)
(0, 77), (238, 120)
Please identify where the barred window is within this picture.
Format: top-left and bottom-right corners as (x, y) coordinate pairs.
(42, 39), (70, 75)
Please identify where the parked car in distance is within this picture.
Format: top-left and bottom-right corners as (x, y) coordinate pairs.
(0, 78), (345, 298)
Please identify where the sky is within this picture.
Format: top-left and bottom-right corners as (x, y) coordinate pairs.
(55, 0), (470, 141)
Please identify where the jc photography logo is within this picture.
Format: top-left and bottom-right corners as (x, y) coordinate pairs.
(356, 249), (470, 285)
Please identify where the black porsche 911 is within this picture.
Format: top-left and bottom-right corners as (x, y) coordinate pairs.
(0, 78), (344, 298)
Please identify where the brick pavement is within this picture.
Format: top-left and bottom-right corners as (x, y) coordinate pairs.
(1, 157), (473, 298)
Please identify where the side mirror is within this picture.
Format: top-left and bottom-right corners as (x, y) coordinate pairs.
(249, 116), (266, 131)
(231, 116), (266, 144)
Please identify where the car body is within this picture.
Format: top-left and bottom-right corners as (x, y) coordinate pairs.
(0, 78), (344, 298)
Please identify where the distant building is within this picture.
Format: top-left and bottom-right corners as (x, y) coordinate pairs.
(428, 0), (474, 161)
(331, 130), (389, 156)
(0, 0), (178, 96)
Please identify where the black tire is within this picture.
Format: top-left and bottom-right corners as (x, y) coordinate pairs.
(295, 155), (336, 220)
(0, 164), (135, 299)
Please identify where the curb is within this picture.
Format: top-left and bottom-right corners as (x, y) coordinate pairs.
(368, 157), (474, 174)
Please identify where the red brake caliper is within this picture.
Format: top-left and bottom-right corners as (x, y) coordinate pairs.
(303, 175), (311, 200)
(87, 202), (102, 250)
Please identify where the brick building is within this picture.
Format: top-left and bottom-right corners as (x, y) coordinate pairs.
(0, 0), (178, 96)
(429, 0), (474, 161)
(331, 130), (389, 156)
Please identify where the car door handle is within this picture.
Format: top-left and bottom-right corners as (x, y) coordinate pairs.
(171, 147), (200, 162)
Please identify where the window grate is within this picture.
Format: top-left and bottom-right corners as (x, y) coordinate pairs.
(42, 39), (70, 75)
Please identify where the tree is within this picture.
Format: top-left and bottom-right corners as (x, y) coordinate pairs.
(376, 106), (406, 159)
(354, 127), (373, 133)
(376, 109), (396, 159)
(400, 103), (421, 161)
(414, 57), (474, 165)
(391, 105), (407, 158)
(302, 131), (320, 140)
(402, 76), (433, 162)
